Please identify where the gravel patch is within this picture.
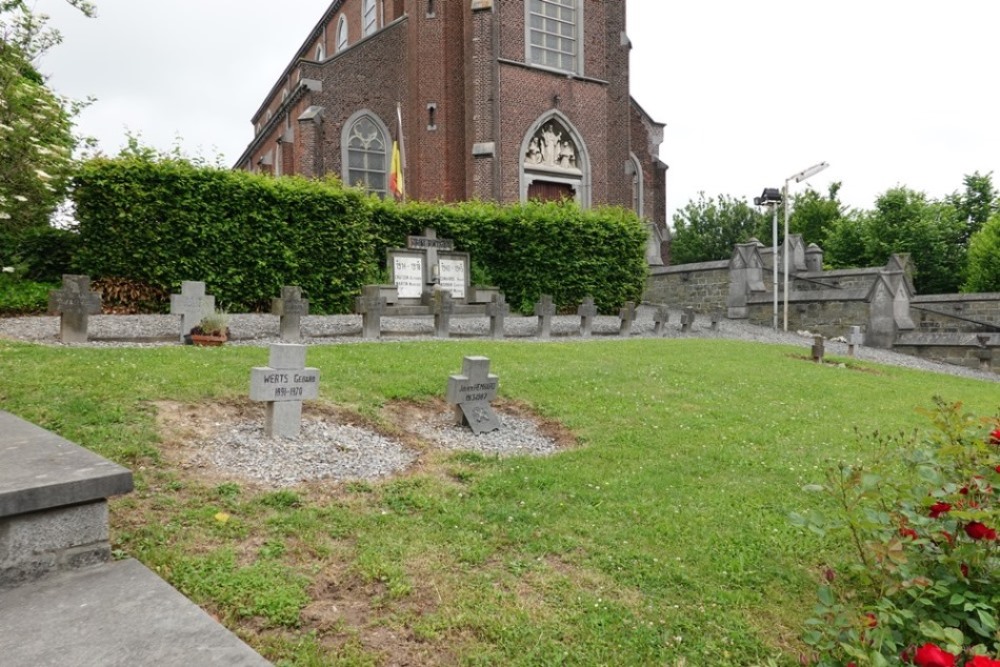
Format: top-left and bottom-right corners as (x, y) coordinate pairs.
(409, 409), (560, 458)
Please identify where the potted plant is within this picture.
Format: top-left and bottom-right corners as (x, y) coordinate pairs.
(189, 310), (229, 346)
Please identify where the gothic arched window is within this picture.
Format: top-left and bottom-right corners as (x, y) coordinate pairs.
(337, 15), (349, 52)
(363, 0), (377, 36)
(343, 112), (388, 197)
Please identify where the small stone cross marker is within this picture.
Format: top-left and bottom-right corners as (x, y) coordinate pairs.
(170, 281), (215, 342)
(272, 285), (309, 341)
(847, 325), (863, 357)
(534, 294), (555, 338)
(710, 310), (722, 331)
(577, 296), (597, 337)
(433, 289), (454, 338)
(811, 335), (825, 363)
(48, 274), (102, 343)
(356, 285), (387, 339)
(446, 356), (500, 435)
(681, 307), (695, 332)
(618, 301), (636, 336)
(487, 293), (508, 339)
(653, 306), (670, 336)
(249, 344), (320, 438)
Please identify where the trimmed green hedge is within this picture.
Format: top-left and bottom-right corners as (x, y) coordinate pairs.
(370, 199), (649, 314)
(70, 156), (648, 314)
(73, 158), (375, 313)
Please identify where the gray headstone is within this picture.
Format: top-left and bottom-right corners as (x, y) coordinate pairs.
(577, 297), (597, 338)
(48, 274), (102, 344)
(534, 294), (555, 338)
(710, 310), (722, 331)
(272, 286), (309, 341)
(487, 293), (508, 339)
(170, 281), (215, 343)
(249, 344), (320, 438)
(653, 306), (669, 336)
(433, 289), (454, 338)
(618, 301), (636, 336)
(445, 356), (500, 434)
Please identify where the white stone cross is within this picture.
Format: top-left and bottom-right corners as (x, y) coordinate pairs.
(170, 281), (215, 342)
(249, 344), (320, 437)
(445, 356), (500, 435)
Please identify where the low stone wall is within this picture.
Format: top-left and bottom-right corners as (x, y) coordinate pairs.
(894, 333), (998, 372)
(791, 268), (882, 293)
(746, 289), (869, 337)
(645, 260), (730, 313)
(911, 293), (1000, 333)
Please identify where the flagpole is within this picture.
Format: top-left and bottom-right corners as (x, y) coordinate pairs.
(396, 102), (406, 203)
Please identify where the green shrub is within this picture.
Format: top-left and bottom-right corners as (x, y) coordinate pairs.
(792, 400), (1000, 665)
(11, 225), (80, 282)
(0, 274), (56, 315)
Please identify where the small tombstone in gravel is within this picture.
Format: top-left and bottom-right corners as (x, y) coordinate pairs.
(534, 294), (555, 338)
(272, 286), (309, 341)
(48, 274), (102, 343)
(356, 285), (386, 339)
(653, 306), (670, 336)
(976, 334), (992, 371)
(681, 308), (695, 332)
(847, 326), (863, 357)
(170, 281), (215, 343)
(249, 343), (320, 438)
(577, 296), (597, 338)
(433, 289), (454, 338)
(811, 335), (825, 363)
(487, 293), (508, 339)
(710, 310), (722, 331)
(618, 301), (636, 336)
(446, 356), (500, 435)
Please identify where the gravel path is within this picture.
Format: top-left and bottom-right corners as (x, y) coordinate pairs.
(2, 309), (995, 487)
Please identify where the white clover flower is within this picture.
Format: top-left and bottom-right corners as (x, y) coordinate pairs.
(13, 195), (27, 202)
(2, 267), (14, 274)
(0, 212), (11, 220)
(34, 169), (52, 180)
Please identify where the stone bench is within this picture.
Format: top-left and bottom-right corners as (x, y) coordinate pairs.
(0, 411), (271, 665)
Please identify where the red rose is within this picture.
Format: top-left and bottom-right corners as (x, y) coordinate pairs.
(864, 612), (878, 628)
(965, 656), (1000, 667)
(965, 522), (998, 541)
(929, 502), (952, 518)
(913, 642), (956, 667)
(989, 427), (1000, 445)
(994, 465), (1000, 474)
(961, 563), (970, 578)
(900, 527), (919, 540)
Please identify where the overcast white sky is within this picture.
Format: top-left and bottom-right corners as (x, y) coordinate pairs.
(36, 0), (1000, 227)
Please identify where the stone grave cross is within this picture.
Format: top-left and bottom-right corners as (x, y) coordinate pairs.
(407, 227), (453, 285)
(170, 281), (215, 342)
(653, 306), (670, 336)
(357, 285), (387, 339)
(577, 296), (597, 337)
(534, 294), (555, 338)
(48, 274), (102, 343)
(249, 344), (320, 437)
(446, 356), (500, 435)
(272, 285), (309, 341)
(618, 301), (636, 336)
(487, 293), (508, 339)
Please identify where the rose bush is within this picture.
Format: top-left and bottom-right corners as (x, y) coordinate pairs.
(791, 399), (1000, 666)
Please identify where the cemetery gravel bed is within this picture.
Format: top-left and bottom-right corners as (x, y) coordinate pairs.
(1, 308), (996, 383)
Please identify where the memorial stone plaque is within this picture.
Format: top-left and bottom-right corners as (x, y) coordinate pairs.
(389, 251), (425, 299)
(438, 255), (467, 300)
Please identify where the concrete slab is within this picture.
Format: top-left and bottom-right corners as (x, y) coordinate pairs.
(0, 411), (133, 518)
(0, 559), (271, 666)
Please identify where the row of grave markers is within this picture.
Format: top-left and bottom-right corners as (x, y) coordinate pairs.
(249, 343), (499, 438)
(48, 277), (310, 344)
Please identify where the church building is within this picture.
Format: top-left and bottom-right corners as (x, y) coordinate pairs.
(235, 0), (668, 263)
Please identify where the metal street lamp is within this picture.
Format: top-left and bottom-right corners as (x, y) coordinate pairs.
(754, 188), (783, 330)
(782, 161), (829, 330)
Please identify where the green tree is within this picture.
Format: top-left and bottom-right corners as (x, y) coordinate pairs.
(823, 187), (966, 294)
(669, 192), (767, 264)
(789, 182), (845, 246)
(947, 171), (998, 243)
(0, 1), (94, 236)
(963, 212), (1000, 292)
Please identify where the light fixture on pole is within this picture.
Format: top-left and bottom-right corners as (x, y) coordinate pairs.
(782, 161), (829, 331)
(754, 188), (783, 330)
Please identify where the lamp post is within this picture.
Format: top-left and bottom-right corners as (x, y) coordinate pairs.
(782, 161), (829, 331)
(754, 187), (783, 330)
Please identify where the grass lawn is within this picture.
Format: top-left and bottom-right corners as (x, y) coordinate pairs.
(1, 337), (997, 666)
